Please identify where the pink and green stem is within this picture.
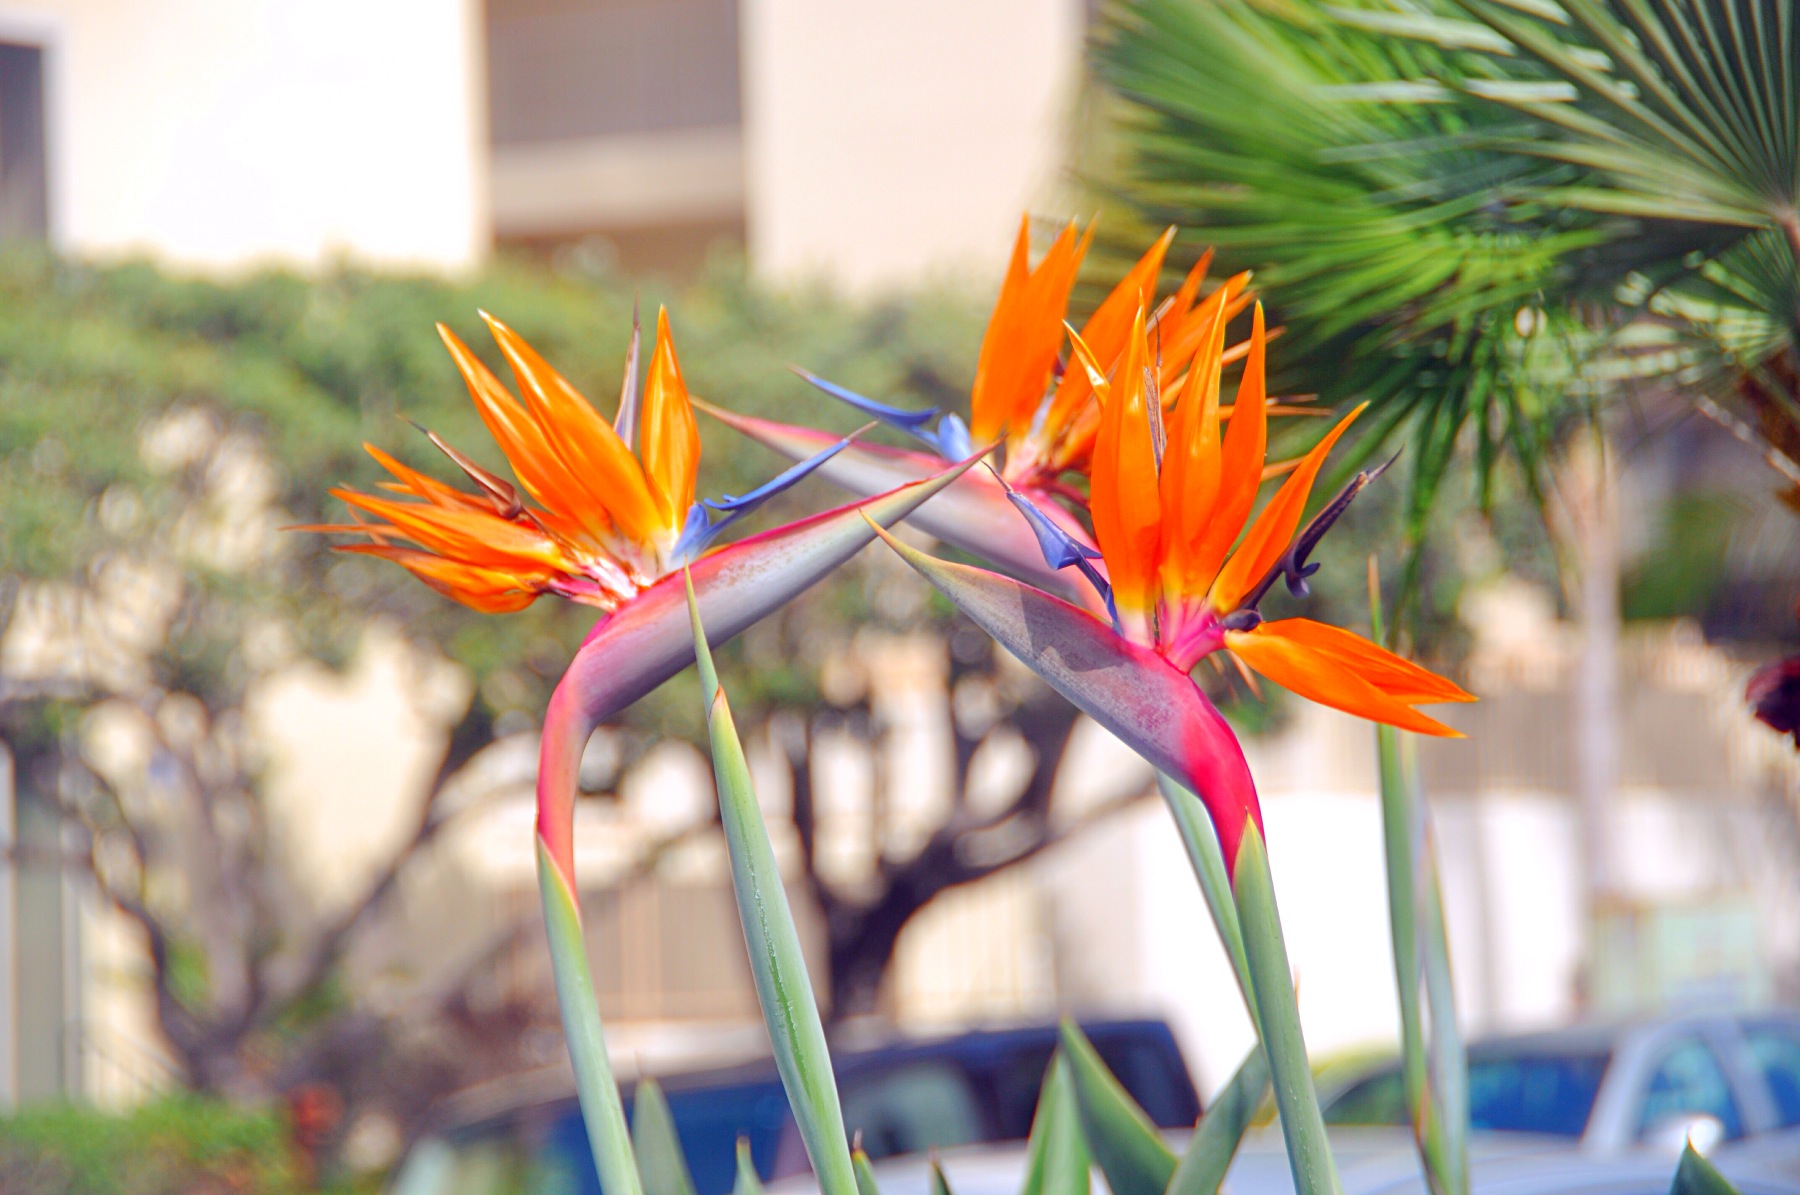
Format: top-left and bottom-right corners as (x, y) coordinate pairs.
(531, 461), (983, 1189)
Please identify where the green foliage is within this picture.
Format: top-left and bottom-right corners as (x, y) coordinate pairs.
(0, 245), (985, 725)
(732, 1139), (764, 1195)
(1057, 1020), (1175, 1195)
(1371, 579), (1469, 1195)
(0, 1096), (327, 1195)
(1019, 1055), (1089, 1195)
(1167, 1046), (1269, 1195)
(690, 577), (859, 1195)
(1622, 492), (1751, 625)
(631, 1079), (698, 1195)
(1091, 0), (1800, 606)
(1671, 1143), (1742, 1195)
(1089, 0), (1593, 572)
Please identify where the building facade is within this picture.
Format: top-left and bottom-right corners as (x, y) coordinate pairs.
(0, 0), (1085, 285)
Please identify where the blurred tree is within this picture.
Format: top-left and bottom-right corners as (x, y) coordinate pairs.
(0, 246), (1156, 1169)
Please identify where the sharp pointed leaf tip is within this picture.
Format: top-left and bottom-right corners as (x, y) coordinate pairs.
(672, 429), (864, 562)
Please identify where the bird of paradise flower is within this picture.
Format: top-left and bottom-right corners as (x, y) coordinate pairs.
(304, 308), (980, 1195)
(699, 217), (1319, 611)
(865, 298), (1473, 1195)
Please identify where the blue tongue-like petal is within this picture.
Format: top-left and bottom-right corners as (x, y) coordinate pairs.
(670, 429), (865, 564)
(794, 369), (971, 461)
(990, 470), (1119, 633)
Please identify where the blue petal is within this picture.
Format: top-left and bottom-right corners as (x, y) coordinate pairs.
(936, 414), (974, 462)
(671, 433), (859, 563)
(993, 478), (1119, 632)
(795, 369), (970, 460)
(1002, 488), (1101, 570)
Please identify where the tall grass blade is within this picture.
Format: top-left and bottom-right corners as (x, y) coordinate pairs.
(1371, 559), (1469, 1195)
(1020, 1053), (1092, 1195)
(1059, 1020), (1176, 1195)
(1232, 826), (1343, 1195)
(1165, 1045), (1271, 1195)
(632, 1077), (698, 1195)
(687, 573), (858, 1195)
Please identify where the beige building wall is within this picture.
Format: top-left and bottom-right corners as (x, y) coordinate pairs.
(740, 0), (1085, 290)
(3, 0), (488, 271)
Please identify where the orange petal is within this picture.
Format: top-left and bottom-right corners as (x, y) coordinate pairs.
(1157, 286), (1230, 601)
(1210, 400), (1365, 613)
(640, 307), (701, 531)
(363, 444), (495, 514)
(1157, 248), (1213, 336)
(1045, 227), (1175, 439)
(969, 217), (1088, 444)
(1182, 303), (1270, 594)
(478, 313), (664, 547)
(337, 543), (544, 613)
(438, 324), (603, 527)
(1254, 619), (1475, 704)
(1157, 270), (1251, 397)
(330, 487), (567, 574)
(968, 216), (1033, 444)
(1086, 307), (1162, 626)
(1226, 627), (1463, 737)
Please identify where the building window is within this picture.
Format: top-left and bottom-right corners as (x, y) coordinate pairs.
(484, 0), (745, 274)
(0, 42), (47, 243)
(487, 0), (740, 146)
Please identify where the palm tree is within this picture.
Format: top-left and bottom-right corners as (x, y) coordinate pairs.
(1090, 0), (1800, 552)
(1090, 0), (1800, 1031)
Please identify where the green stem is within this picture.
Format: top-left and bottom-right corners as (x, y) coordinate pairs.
(1232, 825), (1343, 1195)
(537, 841), (643, 1195)
(689, 575), (859, 1195)
(1158, 774), (1255, 1017)
(1372, 566), (1469, 1195)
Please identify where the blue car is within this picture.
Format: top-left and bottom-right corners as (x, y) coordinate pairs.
(392, 1019), (1199, 1195)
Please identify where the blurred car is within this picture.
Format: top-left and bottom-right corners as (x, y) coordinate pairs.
(389, 1018), (1198, 1195)
(1320, 1010), (1800, 1176)
(765, 1013), (1800, 1195)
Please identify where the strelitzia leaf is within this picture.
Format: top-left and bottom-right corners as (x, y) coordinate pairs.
(632, 1077), (698, 1195)
(698, 400), (1106, 613)
(1059, 1020), (1176, 1195)
(1021, 1054), (1091, 1195)
(1166, 1045), (1270, 1195)
(531, 459), (987, 1195)
(733, 1138), (764, 1195)
(538, 453), (987, 887)
(1158, 777), (1268, 1195)
(1670, 1143), (1741, 1195)
(688, 574), (858, 1195)
(854, 1149), (883, 1195)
